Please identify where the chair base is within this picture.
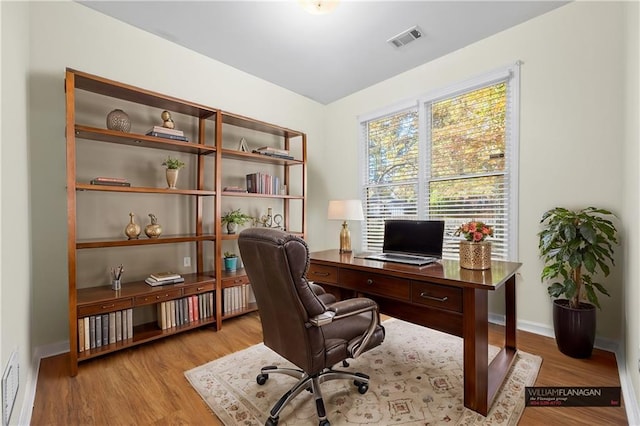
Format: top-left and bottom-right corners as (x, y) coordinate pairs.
(256, 364), (370, 426)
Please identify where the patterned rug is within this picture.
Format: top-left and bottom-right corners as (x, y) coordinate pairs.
(185, 319), (541, 425)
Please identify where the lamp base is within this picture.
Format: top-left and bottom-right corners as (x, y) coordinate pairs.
(339, 221), (352, 253)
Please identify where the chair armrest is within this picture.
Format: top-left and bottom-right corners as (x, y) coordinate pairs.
(327, 298), (378, 320)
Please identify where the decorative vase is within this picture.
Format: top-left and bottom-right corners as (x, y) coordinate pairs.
(124, 212), (141, 240)
(459, 241), (491, 270)
(226, 222), (238, 234)
(106, 109), (131, 132)
(166, 168), (179, 189)
(145, 213), (162, 238)
(224, 257), (238, 271)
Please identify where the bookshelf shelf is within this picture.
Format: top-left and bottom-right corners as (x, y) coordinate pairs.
(66, 68), (307, 376)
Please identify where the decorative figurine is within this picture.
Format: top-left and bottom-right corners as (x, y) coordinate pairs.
(145, 213), (163, 238)
(161, 110), (175, 129)
(124, 212), (141, 239)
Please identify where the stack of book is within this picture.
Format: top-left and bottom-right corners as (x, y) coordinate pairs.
(146, 125), (189, 142)
(252, 146), (294, 160)
(145, 271), (185, 286)
(223, 186), (247, 193)
(89, 176), (131, 187)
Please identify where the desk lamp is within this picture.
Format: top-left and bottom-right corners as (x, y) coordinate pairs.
(327, 199), (364, 253)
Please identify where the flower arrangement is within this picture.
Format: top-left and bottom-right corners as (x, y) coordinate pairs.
(455, 221), (493, 243)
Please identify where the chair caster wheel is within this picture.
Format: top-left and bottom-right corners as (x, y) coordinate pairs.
(355, 382), (368, 394)
(266, 416), (279, 425)
(319, 420), (330, 426)
(257, 373), (269, 385)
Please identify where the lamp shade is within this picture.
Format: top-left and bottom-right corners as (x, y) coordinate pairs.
(327, 199), (364, 221)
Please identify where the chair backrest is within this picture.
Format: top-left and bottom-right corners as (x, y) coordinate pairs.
(238, 228), (328, 371)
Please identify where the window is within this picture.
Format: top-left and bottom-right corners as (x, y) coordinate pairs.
(359, 64), (519, 260)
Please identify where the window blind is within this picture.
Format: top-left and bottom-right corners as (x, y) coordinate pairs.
(359, 64), (519, 259)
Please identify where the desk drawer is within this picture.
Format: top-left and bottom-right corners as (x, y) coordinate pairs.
(135, 289), (182, 306)
(308, 264), (338, 284)
(339, 269), (410, 301)
(411, 281), (462, 313)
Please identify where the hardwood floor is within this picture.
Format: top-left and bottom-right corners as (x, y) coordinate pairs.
(31, 313), (628, 425)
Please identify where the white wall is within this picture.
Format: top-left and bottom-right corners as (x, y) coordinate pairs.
(322, 1), (626, 342)
(1, 1), (33, 424)
(622, 0), (640, 419)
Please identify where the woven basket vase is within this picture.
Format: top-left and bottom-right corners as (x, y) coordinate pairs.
(459, 241), (492, 270)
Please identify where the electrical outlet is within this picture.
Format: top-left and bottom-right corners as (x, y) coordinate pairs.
(183, 256), (191, 267)
(2, 350), (19, 426)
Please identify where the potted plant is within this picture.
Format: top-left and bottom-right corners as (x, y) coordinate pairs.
(224, 251), (238, 271)
(221, 208), (253, 234)
(538, 206), (618, 358)
(162, 156), (185, 189)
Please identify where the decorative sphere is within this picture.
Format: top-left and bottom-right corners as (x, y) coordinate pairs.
(106, 109), (131, 132)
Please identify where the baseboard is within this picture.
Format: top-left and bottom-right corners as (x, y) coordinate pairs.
(17, 340), (69, 426)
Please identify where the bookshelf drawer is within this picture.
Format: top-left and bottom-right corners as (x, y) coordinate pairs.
(135, 289), (182, 306)
(78, 299), (133, 317)
(308, 264), (338, 284)
(221, 274), (250, 288)
(411, 281), (462, 313)
(183, 282), (215, 296)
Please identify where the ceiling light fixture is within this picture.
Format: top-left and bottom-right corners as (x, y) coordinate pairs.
(299, 0), (340, 15)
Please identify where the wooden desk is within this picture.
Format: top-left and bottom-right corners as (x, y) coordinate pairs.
(308, 249), (521, 416)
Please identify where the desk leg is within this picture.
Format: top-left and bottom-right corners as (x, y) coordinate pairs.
(463, 287), (488, 415)
(505, 274), (517, 350)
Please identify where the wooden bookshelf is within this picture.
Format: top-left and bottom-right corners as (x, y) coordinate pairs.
(65, 68), (306, 375)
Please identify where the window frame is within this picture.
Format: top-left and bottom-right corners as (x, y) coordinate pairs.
(358, 62), (520, 260)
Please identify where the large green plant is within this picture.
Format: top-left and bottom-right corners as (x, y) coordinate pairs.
(538, 207), (618, 309)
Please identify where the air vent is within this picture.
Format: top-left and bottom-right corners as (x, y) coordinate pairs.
(387, 25), (423, 48)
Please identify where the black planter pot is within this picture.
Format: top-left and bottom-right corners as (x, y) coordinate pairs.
(552, 299), (596, 358)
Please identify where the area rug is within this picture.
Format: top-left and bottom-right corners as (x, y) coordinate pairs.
(185, 319), (541, 425)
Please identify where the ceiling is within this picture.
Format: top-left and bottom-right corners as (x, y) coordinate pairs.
(78, 1), (568, 105)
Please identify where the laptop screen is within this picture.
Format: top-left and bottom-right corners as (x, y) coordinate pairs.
(382, 219), (445, 258)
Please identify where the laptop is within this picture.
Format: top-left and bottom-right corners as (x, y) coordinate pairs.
(364, 219), (444, 266)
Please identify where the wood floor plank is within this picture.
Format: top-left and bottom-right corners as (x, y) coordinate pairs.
(30, 314), (628, 425)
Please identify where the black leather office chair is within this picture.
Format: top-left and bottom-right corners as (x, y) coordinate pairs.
(238, 228), (385, 426)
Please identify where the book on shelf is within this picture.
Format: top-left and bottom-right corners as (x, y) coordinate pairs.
(83, 317), (90, 351)
(109, 312), (116, 344)
(145, 277), (185, 286)
(89, 179), (131, 187)
(78, 319), (85, 352)
(251, 150), (295, 160)
(146, 131), (189, 142)
(95, 315), (102, 348)
(146, 126), (184, 137)
(223, 186), (247, 193)
(255, 146), (289, 155)
(102, 314), (109, 346)
(93, 176), (128, 183)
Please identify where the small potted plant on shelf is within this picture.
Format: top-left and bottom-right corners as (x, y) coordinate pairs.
(224, 251), (238, 271)
(221, 208), (253, 234)
(161, 156), (185, 189)
(538, 206), (618, 358)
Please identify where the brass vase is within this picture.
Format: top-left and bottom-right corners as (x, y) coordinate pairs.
(459, 241), (491, 270)
(124, 212), (141, 240)
(145, 213), (162, 238)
